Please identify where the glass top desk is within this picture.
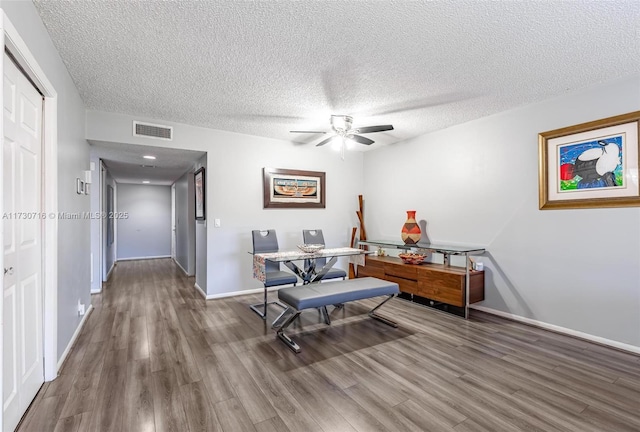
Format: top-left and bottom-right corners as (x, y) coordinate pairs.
(252, 247), (368, 285)
(358, 240), (485, 266)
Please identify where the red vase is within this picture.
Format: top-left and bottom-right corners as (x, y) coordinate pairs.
(401, 210), (421, 244)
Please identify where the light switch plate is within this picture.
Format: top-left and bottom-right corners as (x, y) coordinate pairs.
(214, 218), (221, 227)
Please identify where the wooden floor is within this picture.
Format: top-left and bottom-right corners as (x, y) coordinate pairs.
(18, 259), (640, 432)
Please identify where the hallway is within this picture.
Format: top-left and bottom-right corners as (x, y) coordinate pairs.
(17, 259), (640, 432)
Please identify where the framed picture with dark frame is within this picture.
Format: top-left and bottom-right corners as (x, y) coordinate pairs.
(263, 167), (325, 209)
(194, 167), (205, 220)
(538, 111), (640, 210)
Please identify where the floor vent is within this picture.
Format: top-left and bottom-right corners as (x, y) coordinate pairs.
(133, 121), (173, 140)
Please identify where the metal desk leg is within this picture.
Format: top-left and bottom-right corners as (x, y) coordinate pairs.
(283, 261), (308, 282)
(309, 256), (339, 283)
(464, 252), (470, 319)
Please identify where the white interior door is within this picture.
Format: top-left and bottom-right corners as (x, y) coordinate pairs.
(3, 53), (44, 432)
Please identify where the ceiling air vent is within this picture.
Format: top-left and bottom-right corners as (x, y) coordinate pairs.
(133, 121), (173, 140)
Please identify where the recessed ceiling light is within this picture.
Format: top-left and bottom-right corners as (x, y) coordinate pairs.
(143, 155), (156, 160)
(142, 180), (150, 184)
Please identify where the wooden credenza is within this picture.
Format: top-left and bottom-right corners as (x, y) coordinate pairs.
(357, 255), (484, 308)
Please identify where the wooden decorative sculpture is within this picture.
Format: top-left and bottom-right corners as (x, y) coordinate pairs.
(349, 194), (367, 278)
(348, 227), (357, 279)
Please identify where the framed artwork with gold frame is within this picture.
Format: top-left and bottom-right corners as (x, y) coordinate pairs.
(538, 111), (640, 210)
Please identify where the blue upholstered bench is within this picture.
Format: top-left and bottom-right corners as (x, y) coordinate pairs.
(274, 277), (400, 353)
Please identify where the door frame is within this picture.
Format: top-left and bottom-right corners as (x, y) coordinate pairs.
(0, 9), (59, 400)
(100, 161), (106, 282)
(171, 183), (176, 260)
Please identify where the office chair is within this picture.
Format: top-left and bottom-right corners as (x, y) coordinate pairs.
(302, 229), (347, 281)
(251, 229), (298, 320)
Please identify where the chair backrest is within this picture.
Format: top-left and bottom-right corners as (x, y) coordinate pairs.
(252, 229), (281, 273)
(302, 229), (327, 267)
(302, 229), (325, 245)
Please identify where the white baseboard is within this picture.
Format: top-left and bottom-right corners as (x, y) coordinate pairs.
(117, 255), (171, 262)
(90, 282), (102, 294)
(105, 262), (115, 281)
(174, 258), (191, 276)
(194, 282), (207, 299)
(470, 305), (640, 355)
(204, 285), (292, 300)
(207, 287), (263, 300)
(55, 304), (94, 374)
(193, 283), (268, 300)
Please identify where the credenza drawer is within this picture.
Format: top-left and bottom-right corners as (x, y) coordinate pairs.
(384, 275), (418, 295)
(358, 265), (385, 279)
(418, 271), (464, 291)
(356, 255), (484, 309)
(384, 263), (418, 280)
(417, 280), (464, 307)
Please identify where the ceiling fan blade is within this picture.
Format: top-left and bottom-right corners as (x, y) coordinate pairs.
(290, 130), (327, 134)
(354, 125), (394, 134)
(348, 134), (375, 145)
(316, 135), (337, 147)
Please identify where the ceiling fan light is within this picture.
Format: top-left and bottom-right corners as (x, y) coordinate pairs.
(344, 137), (355, 150)
(330, 136), (343, 151)
(331, 115), (352, 132)
(332, 117), (345, 131)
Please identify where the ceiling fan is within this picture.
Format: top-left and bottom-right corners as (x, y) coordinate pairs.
(290, 115), (394, 148)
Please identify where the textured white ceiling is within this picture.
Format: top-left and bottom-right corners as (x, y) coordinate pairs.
(35, 1), (640, 149)
(90, 141), (205, 185)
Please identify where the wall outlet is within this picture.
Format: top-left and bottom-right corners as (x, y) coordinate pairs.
(77, 299), (86, 316)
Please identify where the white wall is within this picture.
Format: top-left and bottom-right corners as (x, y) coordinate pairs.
(86, 110), (364, 297)
(364, 75), (640, 348)
(117, 184), (171, 260)
(1, 1), (91, 361)
(174, 169), (195, 275)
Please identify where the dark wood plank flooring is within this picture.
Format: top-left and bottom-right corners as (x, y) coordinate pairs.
(17, 259), (640, 432)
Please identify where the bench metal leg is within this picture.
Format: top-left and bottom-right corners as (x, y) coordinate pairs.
(276, 310), (302, 353)
(271, 306), (294, 328)
(368, 294), (398, 328)
(275, 294), (398, 354)
(314, 306), (332, 325)
(250, 287), (288, 320)
(321, 306), (331, 325)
